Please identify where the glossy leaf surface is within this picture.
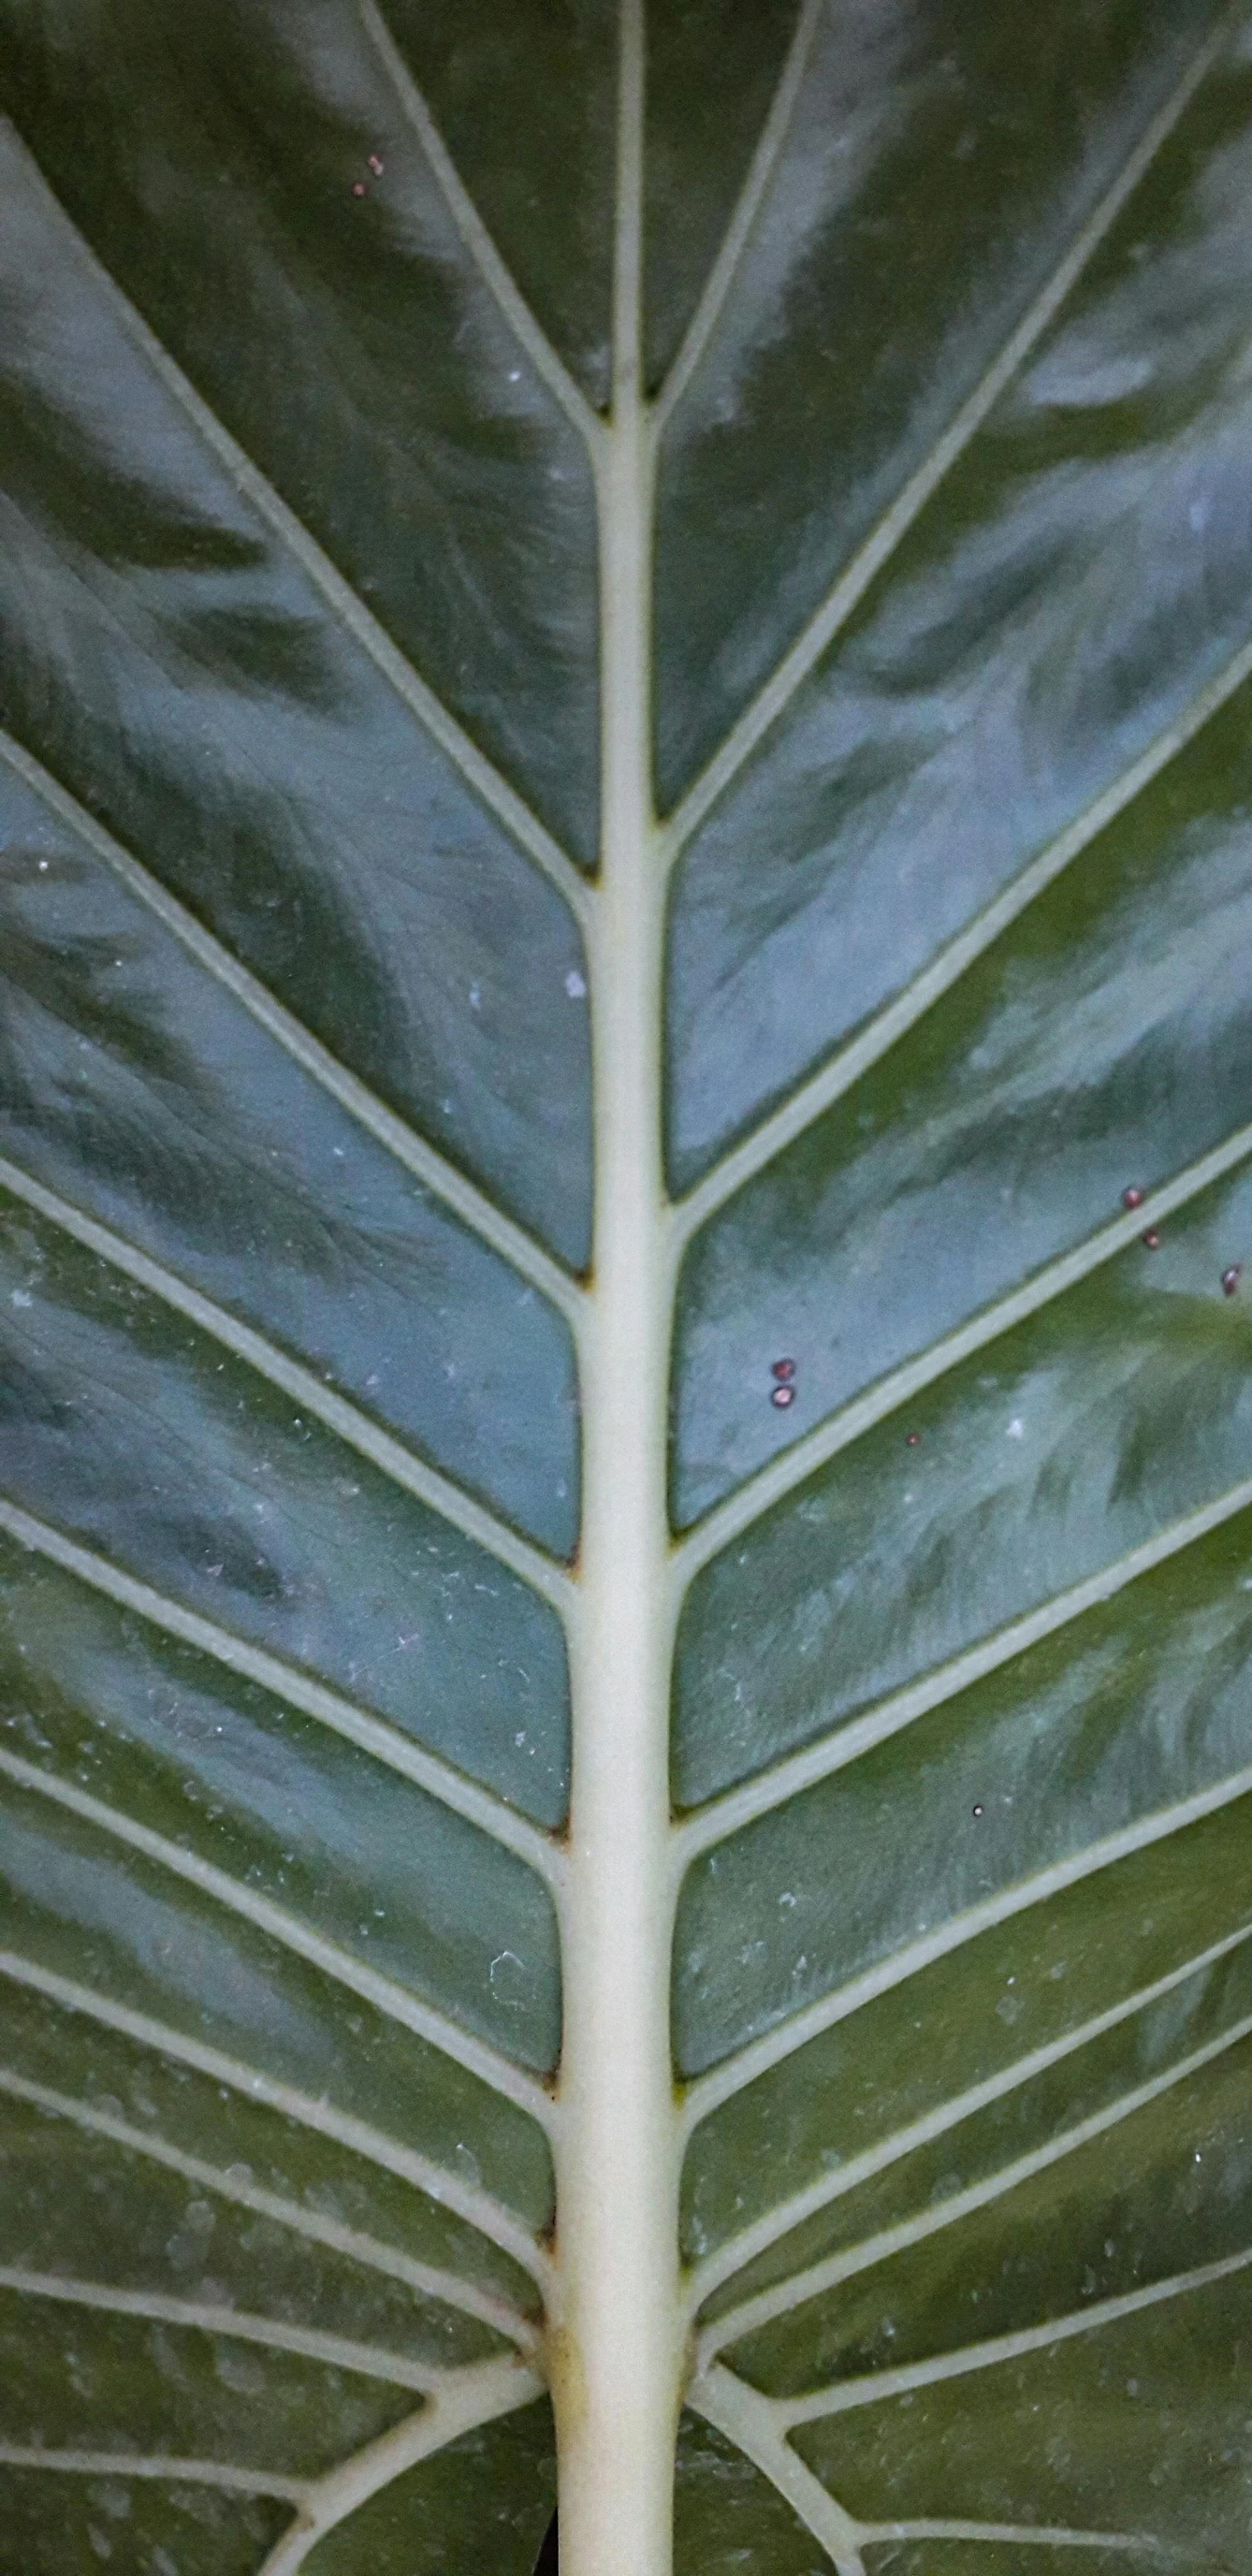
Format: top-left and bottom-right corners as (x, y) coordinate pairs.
(3, 4), (1252, 2570)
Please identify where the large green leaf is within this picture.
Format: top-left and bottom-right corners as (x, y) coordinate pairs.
(2, 3), (1252, 2569)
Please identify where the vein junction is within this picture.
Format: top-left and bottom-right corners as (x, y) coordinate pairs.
(4, 0), (1252, 2563)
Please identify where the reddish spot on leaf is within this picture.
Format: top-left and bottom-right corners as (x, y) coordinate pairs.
(1223, 1266), (1242, 1297)
(1142, 1230), (1161, 1250)
(369, 153), (385, 175)
(1123, 1186), (1145, 1210)
(352, 181), (367, 197)
(905, 1432), (921, 1447)
(770, 1385), (795, 1410)
(771, 1357), (796, 1382)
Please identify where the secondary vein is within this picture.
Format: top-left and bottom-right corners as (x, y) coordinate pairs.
(675, 1469), (1252, 1868)
(779, 2239), (1252, 2423)
(657, 5), (1241, 866)
(671, 1117), (1252, 1592)
(357, 0), (604, 458)
(0, 1947), (552, 2289)
(0, 725), (584, 1332)
(0, 1745), (559, 2130)
(0, 113), (593, 930)
(672, 628), (1252, 1248)
(687, 1918), (1252, 2311)
(0, 1492), (564, 1894)
(680, 1758), (1252, 2131)
(0, 2265), (449, 2394)
(0, 1154), (575, 1617)
(697, 2003), (1252, 2366)
(0, 2062), (538, 2352)
(688, 2364), (866, 2576)
(0, 2444), (308, 2501)
(255, 2360), (544, 2576)
(651, 0), (825, 430)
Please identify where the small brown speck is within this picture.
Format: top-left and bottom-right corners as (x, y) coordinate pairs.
(1142, 1229), (1160, 1250)
(1223, 1266), (1242, 1297)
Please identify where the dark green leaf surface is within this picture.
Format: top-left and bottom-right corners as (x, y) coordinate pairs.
(0, 2474), (289, 2576)
(299, 2401), (556, 2575)
(4, 3), (1252, 2569)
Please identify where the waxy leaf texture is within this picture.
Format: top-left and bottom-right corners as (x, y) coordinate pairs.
(3, 3), (1252, 2569)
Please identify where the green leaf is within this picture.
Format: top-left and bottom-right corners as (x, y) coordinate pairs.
(2, 5), (1252, 2570)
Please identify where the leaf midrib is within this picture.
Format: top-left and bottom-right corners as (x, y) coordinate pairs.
(7, 4), (1252, 2541)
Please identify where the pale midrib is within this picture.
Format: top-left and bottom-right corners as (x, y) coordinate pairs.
(0, 1948), (551, 2292)
(0, 2064), (536, 2353)
(0, 1153), (572, 1614)
(779, 2238), (1252, 2424)
(673, 1115), (1252, 1594)
(0, 1746), (555, 2130)
(676, 1467), (1252, 1870)
(689, 1918), (1252, 2313)
(0, 726), (582, 1330)
(672, 627), (1252, 1250)
(680, 1757), (1252, 2130)
(0, 2264), (450, 2394)
(655, 4), (1241, 869)
(0, 1492), (560, 1892)
(698, 2003), (1252, 2366)
(4, 3), (1242, 2556)
(0, 2444), (309, 2502)
(255, 2361), (543, 2576)
(357, 0), (603, 457)
(0, 114), (592, 931)
(544, 12), (689, 2576)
